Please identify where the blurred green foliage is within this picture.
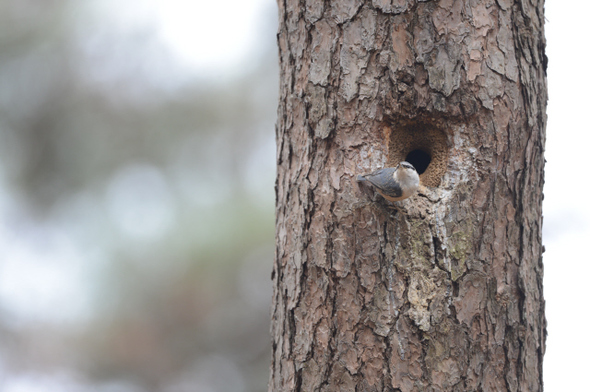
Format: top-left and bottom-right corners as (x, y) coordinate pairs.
(0, 1), (277, 391)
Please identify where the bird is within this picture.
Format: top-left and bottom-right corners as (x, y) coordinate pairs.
(357, 161), (420, 202)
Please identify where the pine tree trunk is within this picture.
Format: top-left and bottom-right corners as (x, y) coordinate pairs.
(271, 0), (547, 391)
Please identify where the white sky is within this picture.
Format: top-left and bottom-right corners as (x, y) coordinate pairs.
(542, 1), (590, 390)
(156, 0), (267, 71)
(86, 0), (273, 78)
(0, 0), (587, 390)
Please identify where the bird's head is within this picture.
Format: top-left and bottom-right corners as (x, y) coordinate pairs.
(398, 161), (417, 173)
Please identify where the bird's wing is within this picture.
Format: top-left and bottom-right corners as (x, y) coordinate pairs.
(363, 168), (403, 198)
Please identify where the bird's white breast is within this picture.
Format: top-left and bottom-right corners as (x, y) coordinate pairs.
(395, 169), (420, 198)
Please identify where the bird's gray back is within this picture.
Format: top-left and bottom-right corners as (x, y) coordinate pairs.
(363, 168), (403, 198)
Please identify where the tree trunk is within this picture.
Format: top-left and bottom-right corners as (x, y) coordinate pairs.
(271, 0), (547, 391)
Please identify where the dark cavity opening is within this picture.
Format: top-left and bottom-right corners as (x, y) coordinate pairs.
(406, 149), (431, 174)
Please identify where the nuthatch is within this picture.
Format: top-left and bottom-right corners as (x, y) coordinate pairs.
(357, 161), (420, 202)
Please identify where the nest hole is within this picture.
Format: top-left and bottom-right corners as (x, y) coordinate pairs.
(405, 149), (431, 174)
(385, 122), (449, 187)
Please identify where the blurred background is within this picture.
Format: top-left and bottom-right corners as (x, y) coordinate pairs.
(0, 0), (586, 391)
(0, 0), (276, 391)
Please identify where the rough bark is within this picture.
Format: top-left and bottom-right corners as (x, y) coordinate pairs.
(271, 0), (547, 391)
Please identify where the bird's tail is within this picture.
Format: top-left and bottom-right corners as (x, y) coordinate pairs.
(357, 174), (366, 182)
